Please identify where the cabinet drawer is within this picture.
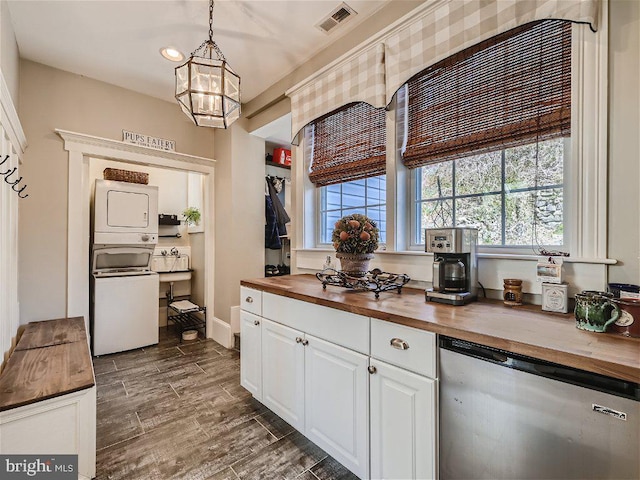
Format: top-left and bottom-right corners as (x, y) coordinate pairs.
(370, 318), (436, 378)
(263, 293), (369, 355)
(240, 286), (262, 316)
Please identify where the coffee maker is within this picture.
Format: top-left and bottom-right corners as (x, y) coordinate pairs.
(425, 227), (478, 305)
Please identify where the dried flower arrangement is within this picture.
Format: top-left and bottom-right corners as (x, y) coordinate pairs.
(331, 214), (379, 254)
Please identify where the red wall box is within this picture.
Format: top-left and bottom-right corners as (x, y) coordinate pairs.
(273, 148), (292, 166)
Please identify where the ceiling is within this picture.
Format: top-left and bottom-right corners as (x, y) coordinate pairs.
(8, 0), (389, 106)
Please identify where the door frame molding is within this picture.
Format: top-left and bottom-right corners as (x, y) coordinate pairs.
(56, 129), (216, 343)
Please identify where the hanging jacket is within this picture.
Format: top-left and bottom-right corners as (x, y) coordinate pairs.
(265, 194), (281, 249)
(266, 178), (290, 239)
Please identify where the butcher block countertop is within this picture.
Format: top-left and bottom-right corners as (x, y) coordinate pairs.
(241, 275), (640, 383)
(0, 317), (95, 412)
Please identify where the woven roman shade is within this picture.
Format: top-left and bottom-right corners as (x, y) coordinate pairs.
(402, 20), (571, 169)
(308, 102), (386, 187)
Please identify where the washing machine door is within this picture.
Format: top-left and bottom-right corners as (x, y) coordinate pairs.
(91, 245), (154, 276)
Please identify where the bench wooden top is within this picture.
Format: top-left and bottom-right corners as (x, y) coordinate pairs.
(0, 317), (95, 412)
(15, 316), (86, 350)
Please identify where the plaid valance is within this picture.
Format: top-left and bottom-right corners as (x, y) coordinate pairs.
(286, 0), (598, 144)
(384, 0), (598, 102)
(288, 43), (385, 144)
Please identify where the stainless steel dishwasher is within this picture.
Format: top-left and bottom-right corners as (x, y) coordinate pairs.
(439, 337), (640, 480)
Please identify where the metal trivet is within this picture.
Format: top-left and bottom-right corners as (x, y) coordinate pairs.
(316, 268), (410, 299)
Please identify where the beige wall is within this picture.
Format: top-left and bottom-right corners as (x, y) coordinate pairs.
(244, 0), (423, 126)
(190, 232), (205, 308)
(213, 118), (264, 324)
(608, 0), (640, 284)
(1, 0), (18, 106)
(17, 59), (214, 324)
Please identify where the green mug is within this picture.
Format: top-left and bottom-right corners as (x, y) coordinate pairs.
(574, 292), (621, 333)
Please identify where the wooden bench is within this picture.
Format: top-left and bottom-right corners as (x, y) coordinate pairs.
(0, 317), (96, 479)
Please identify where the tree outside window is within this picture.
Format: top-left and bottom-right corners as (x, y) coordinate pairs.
(415, 138), (564, 246)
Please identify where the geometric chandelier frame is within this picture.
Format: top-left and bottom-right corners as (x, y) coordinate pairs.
(175, 0), (241, 128)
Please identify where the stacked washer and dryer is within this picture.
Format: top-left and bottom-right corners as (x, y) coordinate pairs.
(90, 179), (160, 356)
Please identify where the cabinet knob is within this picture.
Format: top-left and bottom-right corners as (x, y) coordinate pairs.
(245, 297), (253, 304)
(390, 338), (410, 350)
(301, 339), (309, 346)
(253, 320), (260, 326)
(295, 336), (303, 343)
(368, 365), (377, 374)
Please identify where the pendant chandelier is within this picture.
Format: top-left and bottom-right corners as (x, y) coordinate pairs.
(175, 0), (241, 128)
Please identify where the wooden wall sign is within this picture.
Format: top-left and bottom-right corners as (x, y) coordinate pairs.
(122, 130), (175, 151)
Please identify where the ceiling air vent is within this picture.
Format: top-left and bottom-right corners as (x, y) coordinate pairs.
(316, 2), (357, 34)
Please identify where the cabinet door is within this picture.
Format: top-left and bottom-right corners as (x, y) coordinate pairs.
(370, 358), (437, 480)
(262, 318), (305, 431)
(240, 311), (262, 400)
(304, 335), (369, 479)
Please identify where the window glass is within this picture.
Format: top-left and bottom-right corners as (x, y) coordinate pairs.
(455, 152), (501, 195)
(414, 138), (564, 247)
(320, 175), (386, 244)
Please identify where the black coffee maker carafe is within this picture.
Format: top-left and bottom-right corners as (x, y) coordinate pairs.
(433, 257), (467, 292)
(425, 228), (478, 305)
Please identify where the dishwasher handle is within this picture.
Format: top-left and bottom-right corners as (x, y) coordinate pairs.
(442, 338), (509, 364)
(440, 336), (640, 401)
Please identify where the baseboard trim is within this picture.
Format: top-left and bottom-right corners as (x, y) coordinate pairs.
(209, 316), (233, 349)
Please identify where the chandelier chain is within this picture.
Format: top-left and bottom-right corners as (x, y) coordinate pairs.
(208, 0), (214, 42)
(189, 0), (226, 61)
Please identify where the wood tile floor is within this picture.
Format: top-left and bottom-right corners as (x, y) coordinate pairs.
(93, 328), (358, 480)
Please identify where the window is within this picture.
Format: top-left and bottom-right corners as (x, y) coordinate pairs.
(307, 102), (387, 248)
(413, 138), (565, 247)
(403, 20), (571, 251)
(319, 175), (386, 244)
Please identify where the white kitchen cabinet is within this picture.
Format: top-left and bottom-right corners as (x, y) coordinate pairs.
(240, 310), (263, 400)
(261, 318), (305, 431)
(263, 292), (370, 354)
(305, 335), (369, 479)
(370, 358), (437, 480)
(240, 288), (438, 480)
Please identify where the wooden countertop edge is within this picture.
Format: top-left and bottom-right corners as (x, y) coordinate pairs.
(241, 277), (640, 383)
(0, 381), (96, 413)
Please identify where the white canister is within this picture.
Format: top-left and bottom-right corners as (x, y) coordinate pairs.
(542, 282), (569, 313)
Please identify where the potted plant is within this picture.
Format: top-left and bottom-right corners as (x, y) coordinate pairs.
(182, 207), (201, 226)
(332, 214), (379, 277)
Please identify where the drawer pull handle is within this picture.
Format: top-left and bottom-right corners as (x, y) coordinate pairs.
(301, 339), (309, 346)
(253, 320), (260, 326)
(245, 296), (253, 304)
(295, 336), (303, 343)
(390, 338), (410, 350)
(368, 365), (377, 374)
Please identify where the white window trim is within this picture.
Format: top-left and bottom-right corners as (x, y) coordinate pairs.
(568, 11), (609, 260)
(293, 1), (612, 294)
